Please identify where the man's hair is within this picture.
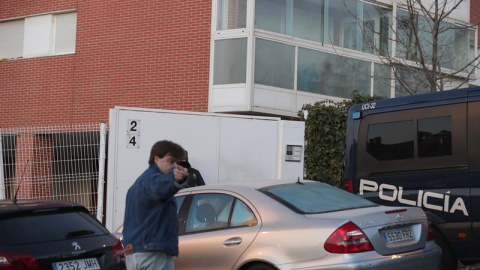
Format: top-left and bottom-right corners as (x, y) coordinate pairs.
(148, 140), (186, 165)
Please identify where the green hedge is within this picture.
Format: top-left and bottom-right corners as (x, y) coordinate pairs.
(298, 92), (383, 187)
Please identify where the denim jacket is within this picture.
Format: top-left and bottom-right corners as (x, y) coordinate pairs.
(123, 164), (187, 256)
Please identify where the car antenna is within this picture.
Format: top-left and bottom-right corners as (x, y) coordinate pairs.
(13, 159), (29, 205)
(296, 177), (303, 185)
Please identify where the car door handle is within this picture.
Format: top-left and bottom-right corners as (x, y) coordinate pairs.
(223, 237), (242, 247)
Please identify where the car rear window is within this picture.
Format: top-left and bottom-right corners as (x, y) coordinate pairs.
(262, 182), (376, 214)
(0, 210), (110, 245)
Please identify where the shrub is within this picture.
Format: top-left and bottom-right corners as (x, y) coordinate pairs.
(298, 92), (384, 187)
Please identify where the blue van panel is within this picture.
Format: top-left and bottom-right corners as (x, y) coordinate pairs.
(344, 86), (480, 264)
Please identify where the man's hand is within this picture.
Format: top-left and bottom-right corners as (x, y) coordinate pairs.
(173, 165), (189, 182)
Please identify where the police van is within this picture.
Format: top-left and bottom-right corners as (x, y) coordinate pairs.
(344, 86), (480, 269)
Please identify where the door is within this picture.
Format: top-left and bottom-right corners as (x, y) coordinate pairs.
(175, 192), (260, 270)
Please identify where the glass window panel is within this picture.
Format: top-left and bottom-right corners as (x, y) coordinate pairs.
(325, 0), (359, 50)
(325, 0), (392, 54)
(292, 0), (324, 43)
(468, 29), (476, 73)
(418, 116), (452, 158)
(450, 26), (470, 71)
(255, 38), (295, 89)
(255, 0), (287, 34)
(263, 183), (376, 214)
(186, 194), (233, 232)
(217, 0), (247, 30)
(374, 64), (391, 98)
(417, 15), (433, 63)
(396, 9), (472, 72)
(231, 200), (257, 227)
(362, 3), (392, 55)
(367, 120), (414, 161)
(176, 196), (185, 214)
(297, 48), (371, 98)
(430, 21), (471, 71)
(214, 38), (247, 85)
(394, 67), (431, 97)
(396, 10), (418, 61)
(0, 211), (108, 245)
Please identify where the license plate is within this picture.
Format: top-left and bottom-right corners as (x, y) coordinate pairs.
(383, 227), (414, 243)
(52, 258), (100, 270)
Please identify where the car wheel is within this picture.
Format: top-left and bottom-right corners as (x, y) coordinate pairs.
(434, 230), (458, 270)
(246, 263), (276, 270)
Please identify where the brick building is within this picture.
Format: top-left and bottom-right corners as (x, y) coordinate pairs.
(1, 0), (476, 128)
(0, 1), (211, 127)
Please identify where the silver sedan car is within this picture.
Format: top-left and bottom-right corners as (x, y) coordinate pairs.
(118, 180), (441, 270)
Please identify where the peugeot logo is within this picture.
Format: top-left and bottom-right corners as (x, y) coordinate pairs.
(72, 242), (81, 251)
(395, 213), (403, 222)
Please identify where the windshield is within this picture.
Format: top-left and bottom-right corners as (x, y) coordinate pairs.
(262, 182), (376, 214)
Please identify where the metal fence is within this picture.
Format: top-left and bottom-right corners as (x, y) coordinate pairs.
(0, 123), (107, 221)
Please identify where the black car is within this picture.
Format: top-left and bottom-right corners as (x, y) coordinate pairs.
(0, 199), (124, 270)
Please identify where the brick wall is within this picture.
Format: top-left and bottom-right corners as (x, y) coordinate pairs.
(0, 0), (211, 127)
(471, 0), (480, 25)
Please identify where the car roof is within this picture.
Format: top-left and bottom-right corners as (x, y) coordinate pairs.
(0, 199), (86, 215)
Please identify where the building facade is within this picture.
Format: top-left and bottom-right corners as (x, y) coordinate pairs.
(1, 0), (477, 126)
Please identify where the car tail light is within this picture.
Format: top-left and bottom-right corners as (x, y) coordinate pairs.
(0, 253), (38, 269)
(112, 239), (125, 257)
(324, 221), (374, 253)
(343, 178), (353, 193)
(427, 216), (435, 241)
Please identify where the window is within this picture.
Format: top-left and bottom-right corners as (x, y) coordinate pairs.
(255, 0), (324, 43)
(255, 0), (288, 34)
(374, 64), (391, 97)
(185, 193), (257, 233)
(231, 200), (257, 227)
(396, 9), (473, 72)
(292, 0), (324, 43)
(394, 67), (431, 97)
(357, 103), (467, 175)
(418, 116), (452, 158)
(0, 210), (108, 245)
(0, 20), (24, 58)
(55, 12), (77, 54)
(255, 38), (295, 89)
(0, 12), (77, 59)
(297, 47), (371, 98)
(325, 0), (392, 54)
(217, 0), (247, 30)
(262, 183), (376, 214)
(176, 196), (186, 213)
(367, 120), (414, 161)
(213, 38), (247, 85)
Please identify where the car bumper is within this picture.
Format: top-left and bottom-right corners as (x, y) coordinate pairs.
(281, 241), (442, 270)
